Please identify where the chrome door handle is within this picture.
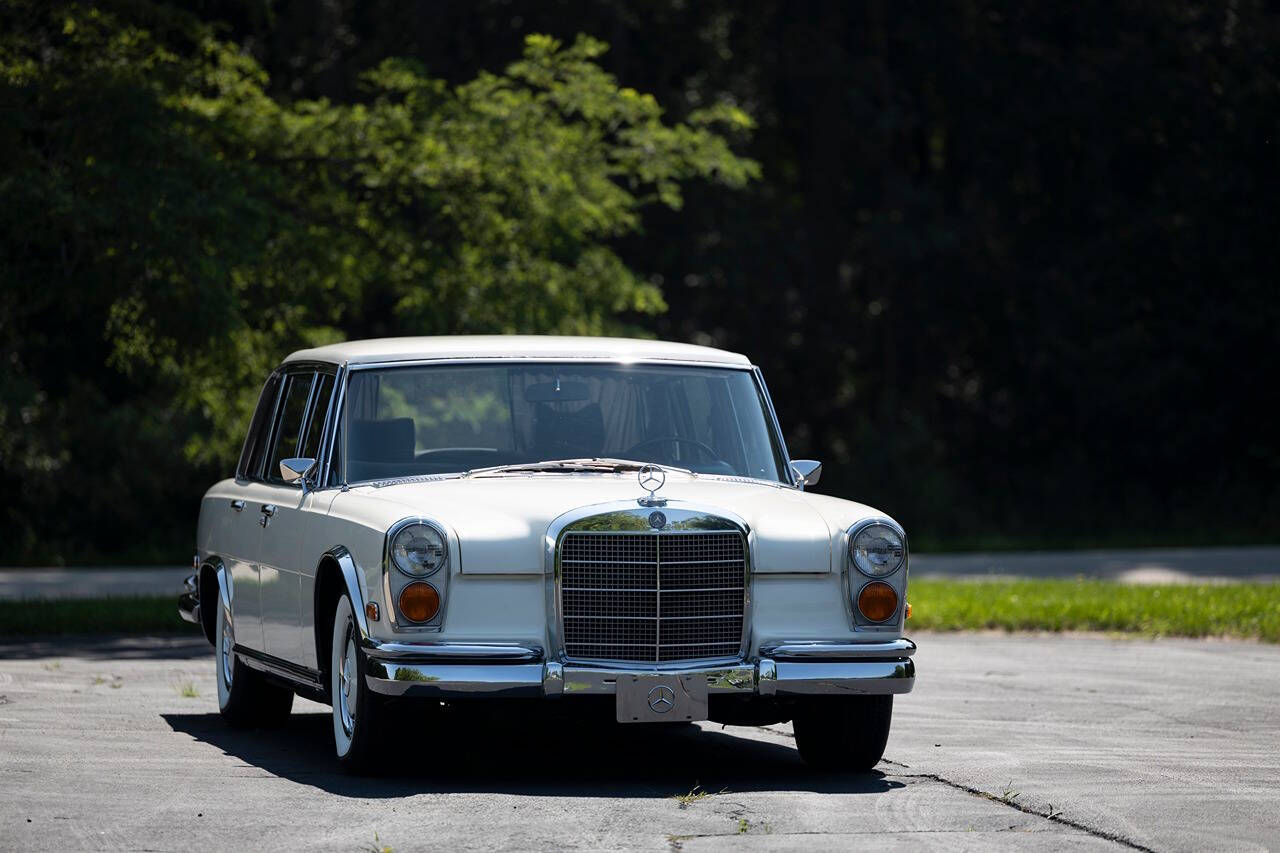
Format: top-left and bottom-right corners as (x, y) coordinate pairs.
(259, 504), (277, 528)
(230, 500), (246, 512)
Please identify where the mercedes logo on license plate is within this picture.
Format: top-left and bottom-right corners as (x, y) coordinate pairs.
(647, 685), (675, 713)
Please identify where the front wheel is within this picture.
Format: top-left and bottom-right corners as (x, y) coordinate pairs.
(330, 594), (385, 774)
(214, 605), (293, 728)
(792, 695), (893, 771)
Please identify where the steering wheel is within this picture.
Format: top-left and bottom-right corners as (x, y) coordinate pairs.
(624, 436), (724, 466)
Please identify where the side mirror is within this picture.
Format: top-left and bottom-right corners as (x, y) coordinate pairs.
(280, 457), (317, 487)
(790, 459), (822, 488)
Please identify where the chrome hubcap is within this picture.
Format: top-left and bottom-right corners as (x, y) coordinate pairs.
(338, 629), (357, 736)
(220, 613), (234, 690)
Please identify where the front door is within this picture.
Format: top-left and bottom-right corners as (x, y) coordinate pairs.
(255, 369), (336, 666)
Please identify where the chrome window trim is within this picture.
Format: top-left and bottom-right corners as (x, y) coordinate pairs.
(330, 358), (789, 489)
(543, 500), (753, 670)
(751, 366), (797, 488)
(381, 516), (451, 633)
(318, 361), (349, 489)
(841, 517), (909, 632)
(236, 370), (286, 484)
(345, 356), (757, 371)
(245, 360), (338, 487)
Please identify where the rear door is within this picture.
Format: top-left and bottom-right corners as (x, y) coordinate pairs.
(249, 369), (312, 663)
(221, 371), (284, 652)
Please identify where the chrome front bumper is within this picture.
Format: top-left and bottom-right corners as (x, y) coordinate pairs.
(178, 573), (200, 625)
(363, 638), (916, 699)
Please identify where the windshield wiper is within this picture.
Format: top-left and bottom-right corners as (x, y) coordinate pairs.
(466, 458), (694, 477)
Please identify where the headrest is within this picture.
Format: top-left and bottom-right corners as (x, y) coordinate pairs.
(350, 418), (415, 462)
(533, 403), (605, 458)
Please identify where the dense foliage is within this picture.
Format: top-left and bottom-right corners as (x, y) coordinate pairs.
(2, 0), (1276, 562)
(0, 1), (755, 561)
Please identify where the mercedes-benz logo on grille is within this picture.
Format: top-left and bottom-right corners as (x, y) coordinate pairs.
(648, 511), (667, 529)
(647, 685), (676, 713)
(638, 464), (666, 496)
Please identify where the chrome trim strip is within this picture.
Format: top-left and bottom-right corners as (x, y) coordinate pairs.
(561, 664), (757, 695)
(362, 657), (914, 698)
(346, 357), (757, 371)
(177, 573), (200, 625)
(752, 365), (795, 488)
(758, 638), (917, 660)
(323, 546), (371, 642)
(233, 643), (324, 689)
(363, 641), (544, 662)
(769, 659), (916, 695)
(364, 663), (546, 698)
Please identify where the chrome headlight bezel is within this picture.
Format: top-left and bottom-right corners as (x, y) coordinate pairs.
(847, 519), (907, 579)
(387, 519), (449, 578)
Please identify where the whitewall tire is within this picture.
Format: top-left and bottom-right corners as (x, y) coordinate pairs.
(215, 604), (293, 728)
(331, 594), (383, 773)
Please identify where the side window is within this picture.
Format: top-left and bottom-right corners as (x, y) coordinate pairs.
(300, 373), (336, 461)
(264, 372), (315, 485)
(239, 372), (282, 480)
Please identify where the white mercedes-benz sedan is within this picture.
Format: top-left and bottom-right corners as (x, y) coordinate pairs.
(179, 336), (915, 773)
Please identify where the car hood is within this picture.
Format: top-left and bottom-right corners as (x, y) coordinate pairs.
(331, 473), (886, 575)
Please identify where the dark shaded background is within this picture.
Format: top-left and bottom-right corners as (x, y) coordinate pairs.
(5, 0), (1278, 560)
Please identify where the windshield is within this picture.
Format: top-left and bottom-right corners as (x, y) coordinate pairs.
(340, 362), (788, 484)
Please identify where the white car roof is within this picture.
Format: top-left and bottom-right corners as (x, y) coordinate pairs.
(282, 335), (753, 367)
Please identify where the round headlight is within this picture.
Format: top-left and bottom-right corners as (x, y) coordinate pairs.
(390, 522), (447, 577)
(849, 523), (905, 578)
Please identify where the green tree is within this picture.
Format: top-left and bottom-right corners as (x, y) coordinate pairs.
(0, 1), (757, 562)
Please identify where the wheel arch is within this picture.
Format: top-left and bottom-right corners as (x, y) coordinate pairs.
(197, 558), (228, 645)
(313, 546), (371, 686)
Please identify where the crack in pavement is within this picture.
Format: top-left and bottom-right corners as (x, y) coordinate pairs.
(749, 726), (1156, 852)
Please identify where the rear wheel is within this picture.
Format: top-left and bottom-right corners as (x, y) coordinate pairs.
(331, 594), (385, 774)
(215, 605), (293, 728)
(792, 695), (893, 771)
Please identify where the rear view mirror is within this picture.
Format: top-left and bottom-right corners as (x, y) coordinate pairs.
(280, 457), (317, 486)
(524, 380), (590, 402)
(790, 459), (822, 487)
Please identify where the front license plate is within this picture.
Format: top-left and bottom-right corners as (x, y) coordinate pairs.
(616, 673), (709, 723)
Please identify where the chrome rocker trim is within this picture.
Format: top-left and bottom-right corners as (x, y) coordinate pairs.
(363, 639), (916, 699)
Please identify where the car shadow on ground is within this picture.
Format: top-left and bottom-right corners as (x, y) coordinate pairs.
(162, 708), (903, 799)
(1, 636), (211, 661)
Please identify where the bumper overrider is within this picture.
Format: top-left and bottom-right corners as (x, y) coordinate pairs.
(362, 638), (916, 699)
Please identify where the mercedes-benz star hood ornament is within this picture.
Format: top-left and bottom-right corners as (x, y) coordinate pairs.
(637, 464), (667, 507)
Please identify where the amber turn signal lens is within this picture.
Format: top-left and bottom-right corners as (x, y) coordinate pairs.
(905, 601), (913, 620)
(857, 581), (899, 622)
(398, 582), (440, 623)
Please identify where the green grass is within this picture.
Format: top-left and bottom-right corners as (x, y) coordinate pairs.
(0, 596), (200, 637)
(3, 582), (1279, 643)
(909, 579), (1280, 642)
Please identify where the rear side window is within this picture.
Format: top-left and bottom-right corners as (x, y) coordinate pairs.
(239, 372), (282, 480)
(264, 373), (315, 484)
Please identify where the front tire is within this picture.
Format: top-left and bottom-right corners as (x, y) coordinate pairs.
(792, 695), (893, 771)
(215, 604), (293, 728)
(330, 594), (385, 774)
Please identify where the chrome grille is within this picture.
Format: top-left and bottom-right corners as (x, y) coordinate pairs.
(559, 529), (747, 663)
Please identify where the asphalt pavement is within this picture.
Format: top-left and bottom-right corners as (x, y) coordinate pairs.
(1, 631), (1276, 851)
(2, 546), (1277, 601)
